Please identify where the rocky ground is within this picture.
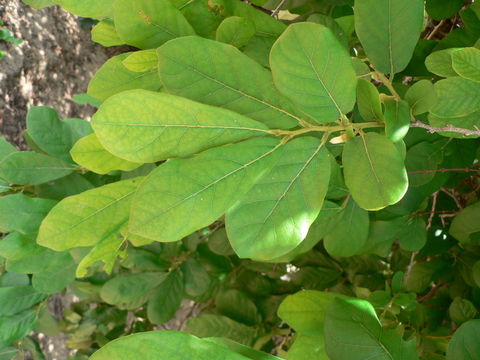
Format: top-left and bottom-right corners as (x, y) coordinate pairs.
(0, 0), (109, 148)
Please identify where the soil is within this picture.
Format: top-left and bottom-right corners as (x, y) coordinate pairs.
(0, 0), (109, 149)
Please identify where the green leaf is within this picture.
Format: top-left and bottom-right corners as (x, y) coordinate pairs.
(122, 49), (158, 72)
(0, 233), (44, 265)
(426, 0), (463, 20)
(0, 138), (17, 161)
(0, 310), (37, 348)
(91, 20), (124, 47)
(430, 77), (480, 118)
(449, 297), (478, 325)
(0, 347), (17, 360)
(89, 331), (251, 360)
(0, 286), (46, 316)
(323, 198), (369, 257)
(71, 133), (142, 174)
(343, 132), (408, 210)
(360, 218), (406, 256)
(270, 22), (357, 124)
(22, 0), (55, 9)
(215, 289), (261, 326)
(0, 194), (56, 234)
(450, 201), (480, 244)
(113, 0), (195, 49)
(129, 137), (281, 242)
(384, 99), (410, 142)
(226, 137), (330, 261)
(355, 0), (424, 74)
(0, 152), (74, 185)
(356, 78), (383, 122)
(205, 338), (282, 360)
(37, 178), (141, 251)
(157, 36), (301, 129)
(76, 234), (125, 278)
(181, 258), (211, 298)
(100, 272), (167, 310)
(405, 80), (437, 116)
(428, 111), (480, 139)
(216, 16), (256, 48)
(278, 290), (346, 337)
(287, 335), (328, 360)
(87, 53), (161, 101)
(398, 217), (427, 251)
(26, 106), (92, 162)
(452, 47), (480, 82)
(187, 314), (257, 346)
(405, 141), (444, 187)
(147, 270), (184, 324)
(31, 251), (76, 294)
(324, 298), (418, 360)
(92, 89), (271, 163)
(447, 320), (480, 360)
(425, 48), (462, 77)
(54, 0), (114, 17)
(307, 14), (348, 48)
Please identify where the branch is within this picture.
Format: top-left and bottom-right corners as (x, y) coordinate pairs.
(411, 120), (480, 137)
(408, 167), (480, 174)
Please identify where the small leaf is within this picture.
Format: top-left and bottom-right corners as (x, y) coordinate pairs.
(215, 289), (261, 326)
(384, 99), (410, 142)
(405, 80), (437, 115)
(356, 78), (383, 122)
(113, 0), (195, 49)
(226, 137), (330, 261)
(37, 178), (141, 251)
(450, 201), (480, 244)
(129, 138), (281, 242)
(0, 152), (74, 185)
(0, 286), (46, 316)
(405, 141), (444, 187)
(426, 0), (463, 20)
(92, 89), (271, 163)
(270, 22), (357, 123)
(355, 0), (424, 74)
(216, 16), (256, 48)
(398, 217), (427, 251)
(0, 310), (37, 348)
(287, 334), (328, 360)
(449, 297), (478, 325)
(425, 48), (462, 77)
(122, 49), (158, 72)
(343, 133), (408, 210)
(71, 133), (142, 174)
(147, 270), (184, 324)
(181, 258), (211, 298)
(452, 47), (480, 82)
(31, 251), (76, 294)
(430, 77), (480, 118)
(0, 138), (18, 161)
(91, 20), (124, 47)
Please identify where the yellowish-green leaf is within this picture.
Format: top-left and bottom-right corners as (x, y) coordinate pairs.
(216, 16), (256, 49)
(91, 20), (124, 47)
(384, 99), (410, 142)
(452, 47), (480, 82)
(405, 80), (437, 115)
(356, 78), (383, 121)
(71, 133), (142, 174)
(425, 48), (462, 77)
(122, 49), (158, 72)
(430, 77), (480, 118)
(55, 0), (114, 17)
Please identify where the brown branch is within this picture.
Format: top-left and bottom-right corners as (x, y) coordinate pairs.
(411, 120), (480, 137)
(427, 191), (439, 230)
(426, 20), (446, 40)
(409, 210), (458, 218)
(408, 168), (480, 174)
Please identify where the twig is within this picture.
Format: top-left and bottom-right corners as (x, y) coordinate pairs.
(426, 20), (446, 40)
(427, 191), (439, 230)
(271, 0), (288, 17)
(440, 187), (464, 209)
(411, 120), (480, 137)
(409, 209), (458, 218)
(408, 167), (480, 174)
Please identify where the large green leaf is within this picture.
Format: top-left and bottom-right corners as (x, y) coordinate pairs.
(450, 201), (480, 244)
(452, 47), (480, 82)
(0, 286), (46, 316)
(0, 194), (56, 234)
(71, 133), (142, 174)
(205, 338), (282, 360)
(425, 48), (462, 77)
(215, 289), (261, 326)
(446, 320), (480, 359)
(26, 106), (92, 162)
(287, 335), (328, 360)
(270, 22), (357, 123)
(216, 16), (256, 49)
(0, 138), (17, 161)
(87, 53), (161, 101)
(92, 89), (271, 163)
(100, 272), (167, 310)
(355, 0), (424, 74)
(323, 198), (369, 257)
(343, 132), (408, 210)
(129, 137), (281, 242)
(37, 178), (141, 251)
(89, 331), (251, 360)
(278, 290), (346, 337)
(55, 0), (114, 17)
(0, 152), (74, 185)
(113, 0), (195, 49)
(147, 270), (184, 324)
(430, 77), (480, 118)
(226, 137), (330, 261)
(157, 36), (301, 129)
(31, 251), (76, 294)
(324, 298), (418, 360)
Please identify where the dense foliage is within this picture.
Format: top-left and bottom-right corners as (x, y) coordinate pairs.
(1, 0), (480, 359)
